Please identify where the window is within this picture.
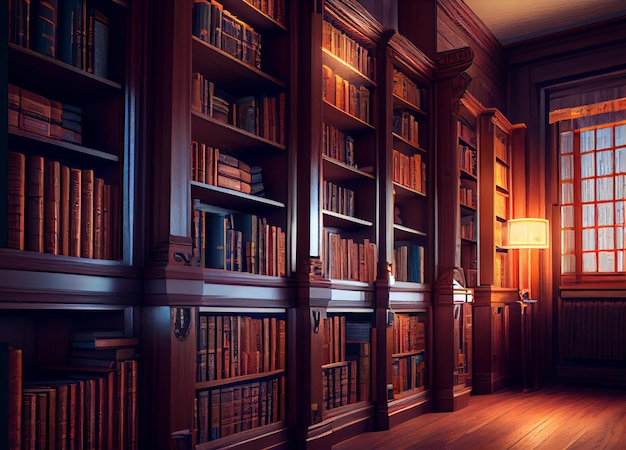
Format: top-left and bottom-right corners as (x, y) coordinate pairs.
(559, 121), (626, 274)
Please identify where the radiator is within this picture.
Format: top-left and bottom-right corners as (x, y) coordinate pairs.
(559, 298), (626, 361)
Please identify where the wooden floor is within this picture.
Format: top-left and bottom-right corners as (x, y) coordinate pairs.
(334, 384), (626, 449)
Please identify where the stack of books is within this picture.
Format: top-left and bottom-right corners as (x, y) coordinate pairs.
(217, 152), (264, 196)
(69, 330), (138, 369)
(9, 84), (84, 145)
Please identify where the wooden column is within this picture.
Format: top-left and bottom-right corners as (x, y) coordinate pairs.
(433, 48), (473, 411)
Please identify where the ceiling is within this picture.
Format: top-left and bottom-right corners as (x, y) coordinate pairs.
(462, 0), (626, 46)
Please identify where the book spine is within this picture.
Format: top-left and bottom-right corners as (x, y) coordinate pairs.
(60, 164), (71, 256)
(26, 155), (45, 252)
(44, 159), (61, 255)
(93, 178), (104, 259)
(30, 0), (59, 57)
(70, 168), (82, 257)
(9, 347), (22, 450)
(81, 169), (94, 258)
(8, 151), (26, 250)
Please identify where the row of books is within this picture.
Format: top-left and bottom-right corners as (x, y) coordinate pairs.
(392, 149), (426, 194)
(9, 0), (110, 77)
(461, 215), (476, 241)
(322, 122), (357, 167)
(6, 339), (138, 450)
(192, 210), (286, 277)
(321, 316), (346, 365)
(392, 314), (426, 355)
(322, 19), (374, 79)
(460, 184), (477, 209)
(392, 110), (420, 147)
(9, 85), (83, 145)
(196, 376), (285, 443)
(321, 230), (377, 282)
(495, 191), (507, 219)
(191, 73), (286, 145)
(322, 64), (371, 124)
(191, 141), (265, 196)
(193, 0), (262, 69)
(196, 314), (286, 382)
(392, 353), (426, 396)
(393, 69), (423, 109)
(494, 134), (508, 162)
(243, 0), (286, 25)
(8, 151), (118, 259)
(322, 346), (370, 411)
(323, 180), (356, 217)
(392, 243), (425, 284)
(458, 119), (477, 147)
(495, 161), (508, 190)
(459, 144), (477, 176)
(322, 359), (357, 410)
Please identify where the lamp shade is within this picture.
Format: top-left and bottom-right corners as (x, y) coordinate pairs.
(506, 218), (549, 249)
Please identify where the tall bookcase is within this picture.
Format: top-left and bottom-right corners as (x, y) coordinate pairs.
(473, 107), (526, 394)
(458, 95), (481, 289)
(290, 0), (384, 447)
(141, 0), (294, 448)
(374, 32), (435, 429)
(3, 0), (142, 448)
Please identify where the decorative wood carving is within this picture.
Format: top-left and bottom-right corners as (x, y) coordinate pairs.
(435, 267), (467, 289)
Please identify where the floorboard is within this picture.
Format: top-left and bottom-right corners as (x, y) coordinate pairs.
(333, 384), (626, 449)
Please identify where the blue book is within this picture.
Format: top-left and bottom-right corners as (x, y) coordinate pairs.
(31, 0), (58, 57)
(205, 212), (226, 269)
(58, 0), (85, 68)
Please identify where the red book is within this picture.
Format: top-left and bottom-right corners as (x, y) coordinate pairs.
(22, 392), (37, 449)
(60, 165), (71, 256)
(70, 168), (82, 257)
(81, 169), (94, 258)
(93, 178), (104, 259)
(8, 347), (22, 450)
(44, 159), (61, 254)
(26, 155), (45, 252)
(7, 151), (26, 250)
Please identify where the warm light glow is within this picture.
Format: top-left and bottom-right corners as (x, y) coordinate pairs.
(506, 218), (549, 249)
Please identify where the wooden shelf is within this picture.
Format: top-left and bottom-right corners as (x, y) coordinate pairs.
(192, 37), (286, 95)
(393, 224), (427, 240)
(8, 43), (122, 105)
(322, 155), (375, 181)
(323, 210), (373, 229)
(8, 127), (119, 163)
(392, 94), (426, 117)
(222, 0), (288, 32)
(322, 48), (376, 88)
(392, 132), (425, 153)
(323, 100), (374, 131)
(192, 185), (285, 214)
(191, 111), (286, 154)
(195, 369), (285, 390)
(393, 182), (426, 199)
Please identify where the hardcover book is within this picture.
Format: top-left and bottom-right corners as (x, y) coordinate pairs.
(8, 151), (26, 250)
(26, 155), (45, 252)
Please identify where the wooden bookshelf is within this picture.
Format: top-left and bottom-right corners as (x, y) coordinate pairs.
(372, 31), (436, 430)
(391, 311), (427, 398)
(319, 0), (379, 284)
(194, 312), (286, 445)
(473, 106), (526, 394)
(3, 0), (142, 448)
(458, 94), (481, 288)
(140, 1), (293, 449)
